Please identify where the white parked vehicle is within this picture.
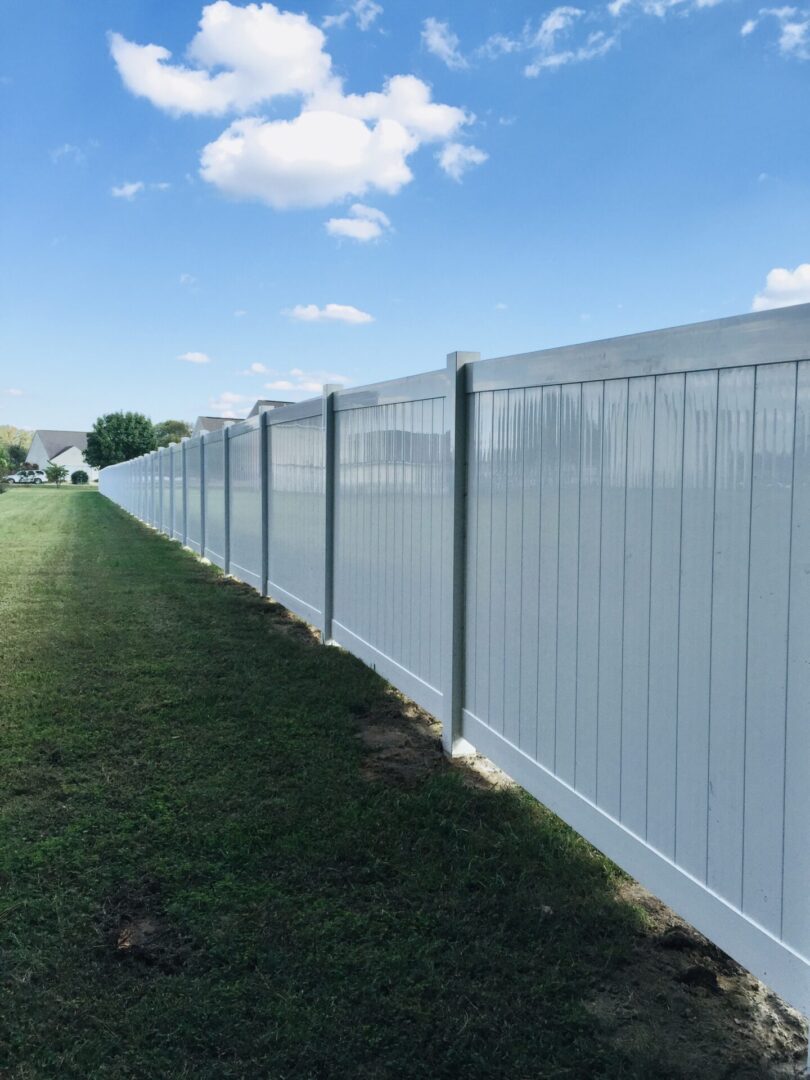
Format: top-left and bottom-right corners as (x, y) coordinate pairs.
(5, 469), (47, 485)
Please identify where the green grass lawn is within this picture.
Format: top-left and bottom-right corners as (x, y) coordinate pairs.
(0, 488), (797, 1079)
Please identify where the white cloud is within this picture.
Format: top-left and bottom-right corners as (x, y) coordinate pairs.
(752, 263), (810, 310)
(325, 202), (391, 241)
(111, 180), (144, 199)
(111, 4), (478, 210)
(179, 272), (197, 285)
(51, 143), (85, 164)
(178, 351), (213, 363)
(478, 8), (617, 74)
(210, 390), (251, 416)
(234, 308), (248, 316)
(264, 368), (352, 396)
(609, 0), (724, 15)
(422, 17), (468, 70)
(109, 4), (334, 116)
(241, 361), (269, 374)
(436, 142), (488, 181)
(151, 181), (172, 191)
(353, 0), (382, 30)
(4, 388), (24, 396)
(323, 1), (382, 31)
(525, 30), (617, 74)
(495, 301), (507, 310)
(742, 8), (810, 58)
(285, 303), (374, 324)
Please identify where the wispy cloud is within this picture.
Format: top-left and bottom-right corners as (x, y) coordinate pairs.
(422, 18), (469, 69)
(325, 203), (391, 242)
(741, 7), (810, 59)
(436, 142), (488, 181)
(264, 368), (352, 395)
(50, 143), (85, 164)
(178, 351), (212, 364)
(179, 272), (197, 286)
(234, 309), (248, 317)
(752, 263), (810, 310)
(240, 362), (269, 375)
(209, 391), (251, 417)
(323, 0), (383, 31)
(285, 303), (374, 324)
(111, 181), (144, 199)
(3, 388), (24, 396)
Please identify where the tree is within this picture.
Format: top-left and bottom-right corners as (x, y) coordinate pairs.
(0, 426), (32, 470)
(154, 419), (192, 448)
(152, 414), (192, 444)
(71, 470), (89, 485)
(8, 445), (27, 469)
(0, 445), (10, 477)
(85, 412), (155, 469)
(46, 464), (69, 486)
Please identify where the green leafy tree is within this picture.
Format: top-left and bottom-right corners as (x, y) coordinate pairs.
(85, 412), (156, 469)
(0, 445), (9, 477)
(46, 464), (69, 486)
(71, 470), (89, 485)
(154, 419), (192, 448)
(8, 445), (27, 469)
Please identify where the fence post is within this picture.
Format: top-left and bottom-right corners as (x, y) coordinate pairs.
(181, 439), (188, 546)
(322, 383), (340, 643)
(260, 412), (270, 597)
(223, 426), (231, 575)
(442, 351), (479, 757)
(200, 432), (207, 559)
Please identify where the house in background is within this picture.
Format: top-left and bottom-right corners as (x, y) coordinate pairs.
(27, 430), (99, 482)
(192, 400), (292, 438)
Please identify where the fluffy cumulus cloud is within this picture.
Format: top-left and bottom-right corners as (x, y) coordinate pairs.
(325, 202), (391, 241)
(264, 368), (352, 395)
(422, 17), (468, 69)
(240, 361), (269, 374)
(111, 2), (485, 211)
(752, 263), (810, 310)
(285, 302), (373, 323)
(178, 351), (213, 363)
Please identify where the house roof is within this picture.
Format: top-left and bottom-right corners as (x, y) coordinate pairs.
(34, 429), (88, 458)
(194, 416), (238, 433)
(248, 399), (292, 417)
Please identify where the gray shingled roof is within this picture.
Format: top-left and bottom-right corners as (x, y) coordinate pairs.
(194, 416), (238, 433)
(35, 430), (88, 458)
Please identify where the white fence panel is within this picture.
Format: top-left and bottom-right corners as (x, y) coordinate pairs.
(266, 405), (325, 626)
(332, 373), (448, 718)
(184, 438), (203, 554)
(228, 420), (262, 591)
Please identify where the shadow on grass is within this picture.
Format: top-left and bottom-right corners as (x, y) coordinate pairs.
(0, 490), (804, 1079)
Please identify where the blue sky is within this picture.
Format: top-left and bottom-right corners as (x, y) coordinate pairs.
(1, 0), (808, 430)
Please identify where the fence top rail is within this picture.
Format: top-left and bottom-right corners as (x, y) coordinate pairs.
(468, 303), (810, 393)
(334, 368), (446, 412)
(266, 399), (322, 426)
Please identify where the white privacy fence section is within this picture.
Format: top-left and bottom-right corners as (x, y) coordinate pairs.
(99, 306), (810, 1025)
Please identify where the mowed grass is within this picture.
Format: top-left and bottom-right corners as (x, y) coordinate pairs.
(1, 488), (669, 1078)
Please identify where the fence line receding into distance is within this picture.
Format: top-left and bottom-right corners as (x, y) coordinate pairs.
(100, 305), (810, 1032)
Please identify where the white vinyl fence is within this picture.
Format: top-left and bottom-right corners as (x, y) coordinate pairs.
(100, 305), (810, 1029)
